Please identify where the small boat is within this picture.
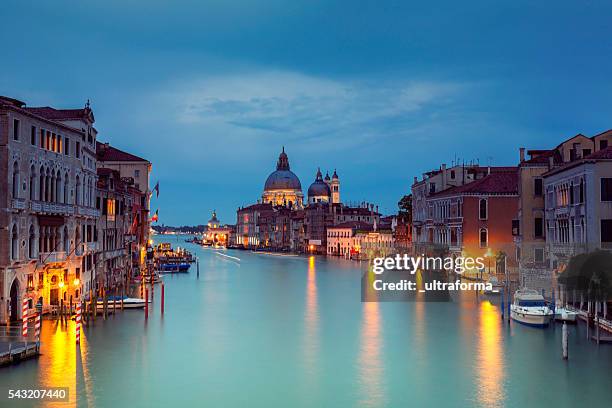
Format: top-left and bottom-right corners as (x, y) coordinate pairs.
(134, 274), (163, 284)
(158, 262), (190, 272)
(510, 289), (554, 327)
(554, 307), (578, 323)
(96, 296), (149, 310)
(483, 276), (504, 295)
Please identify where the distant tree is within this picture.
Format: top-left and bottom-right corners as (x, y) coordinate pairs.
(398, 194), (412, 223)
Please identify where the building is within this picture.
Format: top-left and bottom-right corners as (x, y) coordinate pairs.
(236, 203), (274, 248)
(261, 148), (303, 209)
(96, 142), (151, 275)
(327, 221), (372, 258)
(542, 146), (612, 295)
(516, 130), (612, 295)
(307, 169), (331, 205)
(415, 167), (519, 277)
(1, 96), (100, 321)
(203, 210), (235, 247)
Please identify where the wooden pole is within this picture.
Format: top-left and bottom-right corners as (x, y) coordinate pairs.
(145, 289), (149, 320)
(562, 321), (568, 359)
(161, 283), (165, 315)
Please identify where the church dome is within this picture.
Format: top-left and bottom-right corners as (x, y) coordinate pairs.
(264, 147), (302, 191)
(308, 168), (331, 197)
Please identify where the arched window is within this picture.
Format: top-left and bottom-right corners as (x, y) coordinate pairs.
(11, 225), (18, 260)
(39, 166), (45, 201)
(45, 168), (51, 202)
(56, 172), (62, 203)
(12, 161), (19, 198)
(63, 226), (69, 253)
(29, 225), (36, 259)
(479, 198), (488, 220)
(64, 172), (69, 204)
(479, 228), (488, 248)
(579, 179), (584, 203)
(29, 165), (36, 200)
(75, 175), (81, 206)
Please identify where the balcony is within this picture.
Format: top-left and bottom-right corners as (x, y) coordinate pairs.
(78, 206), (100, 218)
(39, 251), (67, 264)
(11, 198), (26, 210)
(30, 200), (74, 215)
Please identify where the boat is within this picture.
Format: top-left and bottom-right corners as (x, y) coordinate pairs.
(134, 274), (163, 284)
(96, 296), (149, 310)
(158, 262), (190, 272)
(510, 289), (554, 327)
(554, 307), (578, 323)
(483, 276), (504, 295)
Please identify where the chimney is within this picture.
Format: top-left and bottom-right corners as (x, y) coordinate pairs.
(441, 163), (447, 187)
(413, 176), (418, 184)
(487, 166), (491, 175)
(519, 147), (525, 162)
(548, 156), (554, 170)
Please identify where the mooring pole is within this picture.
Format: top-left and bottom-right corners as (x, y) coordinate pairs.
(161, 283), (165, 315)
(145, 289), (149, 320)
(562, 321), (568, 359)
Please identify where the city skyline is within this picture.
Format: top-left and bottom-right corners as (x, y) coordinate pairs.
(2, 0), (612, 224)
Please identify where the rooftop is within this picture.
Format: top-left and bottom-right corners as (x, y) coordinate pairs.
(96, 142), (149, 163)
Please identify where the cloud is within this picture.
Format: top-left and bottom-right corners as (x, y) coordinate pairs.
(159, 70), (466, 148)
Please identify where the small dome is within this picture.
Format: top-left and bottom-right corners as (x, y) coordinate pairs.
(308, 168), (331, 197)
(332, 169), (338, 179)
(324, 171), (331, 181)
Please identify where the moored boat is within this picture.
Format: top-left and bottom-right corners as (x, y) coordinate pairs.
(510, 289), (554, 327)
(554, 307), (578, 323)
(96, 296), (149, 310)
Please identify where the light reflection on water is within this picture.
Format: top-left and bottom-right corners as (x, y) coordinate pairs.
(476, 301), (505, 408)
(303, 256), (319, 378)
(358, 301), (385, 407)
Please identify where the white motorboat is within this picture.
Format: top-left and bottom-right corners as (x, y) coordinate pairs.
(510, 289), (554, 327)
(554, 307), (578, 323)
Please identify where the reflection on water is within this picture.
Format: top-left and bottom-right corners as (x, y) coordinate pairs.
(358, 301), (385, 407)
(303, 256), (319, 377)
(476, 301), (505, 408)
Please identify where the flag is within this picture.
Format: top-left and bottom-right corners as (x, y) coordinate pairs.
(153, 182), (159, 198)
(129, 215), (138, 234)
(151, 209), (159, 223)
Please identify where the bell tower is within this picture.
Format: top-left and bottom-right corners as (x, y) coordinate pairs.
(331, 169), (340, 204)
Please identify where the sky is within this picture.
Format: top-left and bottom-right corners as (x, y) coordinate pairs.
(2, 0), (612, 225)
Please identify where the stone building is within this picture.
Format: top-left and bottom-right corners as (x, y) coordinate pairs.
(1, 96), (100, 321)
(261, 148), (303, 209)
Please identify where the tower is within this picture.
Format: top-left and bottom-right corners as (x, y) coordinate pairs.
(330, 169), (340, 204)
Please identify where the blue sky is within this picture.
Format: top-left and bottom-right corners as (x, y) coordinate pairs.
(2, 0), (611, 225)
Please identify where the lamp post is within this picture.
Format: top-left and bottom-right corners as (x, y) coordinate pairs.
(485, 247), (493, 279)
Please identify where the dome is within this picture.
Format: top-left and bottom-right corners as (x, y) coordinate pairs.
(263, 147), (302, 191)
(264, 170), (302, 191)
(308, 168), (331, 197)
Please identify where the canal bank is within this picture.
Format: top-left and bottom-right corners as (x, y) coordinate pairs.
(1, 234), (611, 407)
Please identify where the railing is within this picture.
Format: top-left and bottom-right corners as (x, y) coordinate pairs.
(30, 200), (74, 215)
(39, 251), (67, 263)
(11, 198), (26, 210)
(77, 206), (100, 217)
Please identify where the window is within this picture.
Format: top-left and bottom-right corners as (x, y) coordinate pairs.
(512, 219), (520, 236)
(450, 170), (455, 179)
(31, 126), (36, 145)
(64, 138), (70, 155)
(11, 225), (18, 260)
(135, 169), (140, 177)
(583, 149), (591, 157)
(479, 228), (488, 248)
(534, 217), (544, 238)
(29, 225), (36, 259)
(601, 140), (609, 150)
(534, 248), (545, 263)
(602, 220), (612, 243)
(579, 179), (584, 203)
(429, 183), (436, 194)
(479, 198), (488, 220)
(40, 129), (45, 148)
(13, 119), (20, 141)
(76, 141), (81, 158)
(534, 178), (543, 196)
(601, 178), (612, 201)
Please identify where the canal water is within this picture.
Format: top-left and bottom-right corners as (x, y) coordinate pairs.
(2, 234), (612, 407)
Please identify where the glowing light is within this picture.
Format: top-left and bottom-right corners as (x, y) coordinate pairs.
(485, 247), (493, 257)
(58, 281), (64, 288)
(73, 278), (80, 286)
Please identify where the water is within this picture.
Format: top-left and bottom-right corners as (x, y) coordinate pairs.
(2, 234), (612, 407)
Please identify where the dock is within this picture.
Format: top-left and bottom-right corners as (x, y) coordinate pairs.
(0, 341), (40, 366)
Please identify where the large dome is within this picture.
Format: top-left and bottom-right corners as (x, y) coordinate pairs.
(263, 147), (302, 191)
(307, 169), (331, 197)
(264, 170), (302, 191)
